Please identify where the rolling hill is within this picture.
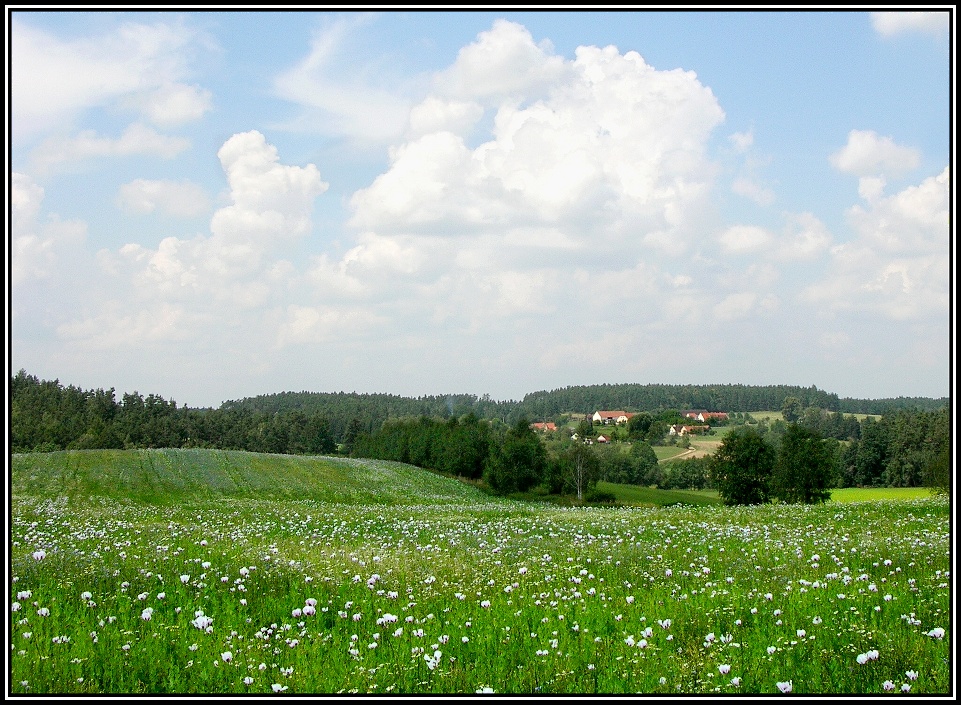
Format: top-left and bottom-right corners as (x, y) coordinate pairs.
(10, 448), (493, 506)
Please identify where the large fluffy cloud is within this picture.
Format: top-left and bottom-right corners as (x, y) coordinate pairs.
(307, 20), (733, 350)
(432, 18), (569, 103)
(348, 21), (725, 261)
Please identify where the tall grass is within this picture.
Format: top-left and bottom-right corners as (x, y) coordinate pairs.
(9, 450), (951, 695)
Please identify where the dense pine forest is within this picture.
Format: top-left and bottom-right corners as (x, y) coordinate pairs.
(9, 369), (949, 494)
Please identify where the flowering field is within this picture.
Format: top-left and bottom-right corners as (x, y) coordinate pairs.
(8, 450), (952, 695)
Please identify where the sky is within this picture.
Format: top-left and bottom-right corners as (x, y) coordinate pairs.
(7, 8), (954, 409)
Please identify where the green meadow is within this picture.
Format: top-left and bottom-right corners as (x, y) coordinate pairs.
(9, 449), (951, 695)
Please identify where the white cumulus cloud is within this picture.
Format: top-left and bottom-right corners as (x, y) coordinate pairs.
(311, 20), (735, 369)
(350, 32), (725, 247)
(433, 19), (569, 103)
(211, 130), (329, 243)
(802, 167), (949, 320)
(108, 130), (328, 311)
(11, 172), (87, 286)
(829, 129), (921, 178)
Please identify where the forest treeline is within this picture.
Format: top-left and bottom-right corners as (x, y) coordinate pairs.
(217, 382), (948, 423)
(9, 370), (949, 494)
(225, 383), (947, 421)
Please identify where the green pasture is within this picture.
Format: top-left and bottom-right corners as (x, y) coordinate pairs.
(828, 487), (933, 503)
(652, 446), (691, 462)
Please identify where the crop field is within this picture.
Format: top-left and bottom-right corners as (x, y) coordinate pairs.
(8, 450), (952, 696)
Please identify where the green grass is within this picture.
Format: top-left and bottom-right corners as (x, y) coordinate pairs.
(598, 482), (932, 508)
(9, 449), (951, 696)
(653, 446), (692, 462)
(595, 482), (721, 507)
(827, 487), (933, 503)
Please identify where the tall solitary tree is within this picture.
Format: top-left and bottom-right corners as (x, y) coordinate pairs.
(710, 427), (775, 506)
(771, 424), (833, 504)
(558, 442), (602, 500)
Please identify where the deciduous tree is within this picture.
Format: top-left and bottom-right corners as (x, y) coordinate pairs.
(710, 427), (775, 505)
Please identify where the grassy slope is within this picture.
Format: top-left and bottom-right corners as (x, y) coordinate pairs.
(11, 448), (932, 509)
(595, 481), (721, 507)
(10, 448), (490, 506)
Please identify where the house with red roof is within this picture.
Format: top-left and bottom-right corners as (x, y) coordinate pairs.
(592, 410), (635, 425)
(669, 424), (710, 436)
(682, 410), (729, 423)
(530, 422), (558, 432)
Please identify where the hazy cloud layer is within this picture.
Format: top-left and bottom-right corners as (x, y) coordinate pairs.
(273, 14), (417, 143)
(30, 124), (191, 174)
(116, 179), (211, 218)
(12, 18), (209, 139)
(871, 11), (950, 38)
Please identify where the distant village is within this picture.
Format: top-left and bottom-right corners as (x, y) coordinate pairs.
(531, 409), (730, 444)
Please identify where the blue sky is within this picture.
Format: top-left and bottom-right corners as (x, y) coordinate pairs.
(8, 9), (953, 408)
